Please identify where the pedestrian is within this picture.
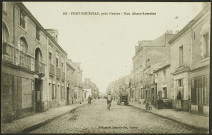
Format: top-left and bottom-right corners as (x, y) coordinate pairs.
(145, 100), (149, 110)
(88, 95), (92, 104)
(107, 93), (112, 111)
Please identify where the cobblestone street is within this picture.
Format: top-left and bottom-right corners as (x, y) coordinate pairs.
(30, 99), (206, 134)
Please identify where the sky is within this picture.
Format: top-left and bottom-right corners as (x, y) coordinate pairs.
(23, 2), (203, 94)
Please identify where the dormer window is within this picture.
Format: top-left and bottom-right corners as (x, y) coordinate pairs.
(20, 10), (26, 29)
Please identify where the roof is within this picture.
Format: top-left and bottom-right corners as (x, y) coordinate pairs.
(168, 4), (210, 44)
(133, 33), (175, 59)
(66, 59), (76, 71)
(18, 2), (67, 55)
(153, 60), (170, 73)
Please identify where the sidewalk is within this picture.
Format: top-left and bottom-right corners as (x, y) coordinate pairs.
(1, 102), (87, 133)
(129, 101), (209, 132)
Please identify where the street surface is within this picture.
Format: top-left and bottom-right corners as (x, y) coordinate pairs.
(30, 99), (205, 134)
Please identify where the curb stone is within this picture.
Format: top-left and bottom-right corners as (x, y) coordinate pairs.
(20, 103), (87, 133)
(129, 104), (209, 133)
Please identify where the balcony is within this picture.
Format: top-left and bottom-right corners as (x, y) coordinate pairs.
(62, 71), (65, 82)
(35, 62), (45, 76)
(56, 67), (61, 79)
(49, 64), (55, 76)
(2, 43), (34, 71)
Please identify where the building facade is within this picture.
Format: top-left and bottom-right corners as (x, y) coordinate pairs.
(72, 63), (83, 103)
(1, 2), (85, 122)
(2, 2), (48, 122)
(169, 4), (210, 115)
(83, 78), (99, 100)
(132, 32), (176, 103)
(66, 59), (76, 105)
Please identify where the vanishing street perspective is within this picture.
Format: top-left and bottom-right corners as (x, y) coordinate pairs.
(1, 2), (210, 134)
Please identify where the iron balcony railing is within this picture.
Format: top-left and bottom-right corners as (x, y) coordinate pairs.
(2, 42), (34, 71)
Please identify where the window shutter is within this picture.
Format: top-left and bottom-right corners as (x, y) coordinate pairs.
(191, 78), (196, 104)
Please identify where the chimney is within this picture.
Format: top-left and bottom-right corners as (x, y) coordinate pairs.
(46, 29), (59, 42)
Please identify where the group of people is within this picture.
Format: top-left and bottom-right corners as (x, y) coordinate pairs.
(87, 93), (112, 111)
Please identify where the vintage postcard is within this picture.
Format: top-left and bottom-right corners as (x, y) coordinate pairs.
(1, 1), (210, 134)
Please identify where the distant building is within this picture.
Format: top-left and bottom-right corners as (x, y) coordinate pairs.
(73, 63), (83, 103)
(132, 32), (176, 102)
(107, 74), (132, 100)
(66, 59), (76, 105)
(82, 78), (99, 99)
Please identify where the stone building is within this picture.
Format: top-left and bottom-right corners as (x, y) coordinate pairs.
(153, 61), (173, 104)
(72, 62), (83, 103)
(168, 3), (210, 115)
(66, 59), (76, 105)
(107, 74), (132, 101)
(2, 2), (49, 122)
(132, 32), (176, 103)
(47, 28), (67, 109)
(83, 78), (99, 99)
(1, 2), (84, 122)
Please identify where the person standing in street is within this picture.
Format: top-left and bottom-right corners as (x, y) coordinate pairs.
(107, 93), (112, 111)
(88, 95), (92, 104)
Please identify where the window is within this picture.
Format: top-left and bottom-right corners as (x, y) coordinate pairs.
(163, 87), (167, 99)
(62, 61), (65, 72)
(56, 58), (59, 67)
(36, 26), (40, 40)
(178, 78), (183, 87)
(2, 23), (10, 55)
(203, 32), (209, 59)
(20, 10), (26, 29)
(49, 52), (52, 64)
(19, 37), (28, 66)
(52, 84), (55, 100)
(19, 37), (27, 53)
(179, 46), (183, 66)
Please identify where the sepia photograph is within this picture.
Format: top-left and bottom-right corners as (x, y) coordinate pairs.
(1, 1), (210, 134)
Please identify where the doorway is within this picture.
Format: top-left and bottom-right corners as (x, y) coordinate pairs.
(67, 87), (70, 105)
(35, 79), (42, 112)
